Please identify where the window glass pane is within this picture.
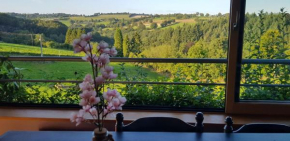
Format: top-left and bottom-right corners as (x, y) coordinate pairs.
(0, 0), (230, 109)
(241, 0), (290, 101)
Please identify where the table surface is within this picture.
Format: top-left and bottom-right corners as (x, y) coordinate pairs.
(1, 131), (290, 141)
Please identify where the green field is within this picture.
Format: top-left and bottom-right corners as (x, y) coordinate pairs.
(12, 61), (166, 81)
(59, 20), (71, 26)
(0, 43), (83, 57)
(0, 42), (167, 81)
(69, 14), (131, 20)
(162, 23), (185, 29)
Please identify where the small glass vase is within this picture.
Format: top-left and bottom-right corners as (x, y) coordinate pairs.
(92, 128), (114, 141)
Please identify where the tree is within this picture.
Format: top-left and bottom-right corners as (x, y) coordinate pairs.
(123, 35), (129, 57)
(150, 23), (158, 29)
(70, 20), (75, 25)
(129, 32), (142, 56)
(65, 28), (86, 44)
(160, 21), (167, 27)
(65, 28), (72, 44)
(114, 28), (123, 56)
(138, 22), (146, 30)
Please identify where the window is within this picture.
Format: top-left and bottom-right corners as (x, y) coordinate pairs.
(226, 0), (290, 115)
(0, 0), (231, 110)
(1, 0), (289, 115)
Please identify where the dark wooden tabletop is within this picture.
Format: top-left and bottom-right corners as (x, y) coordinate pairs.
(1, 131), (290, 141)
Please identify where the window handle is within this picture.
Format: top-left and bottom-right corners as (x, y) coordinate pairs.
(233, 11), (239, 30)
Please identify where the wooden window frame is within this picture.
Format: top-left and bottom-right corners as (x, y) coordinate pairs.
(226, 0), (290, 115)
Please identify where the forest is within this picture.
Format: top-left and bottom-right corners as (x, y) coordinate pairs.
(0, 9), (290, 109)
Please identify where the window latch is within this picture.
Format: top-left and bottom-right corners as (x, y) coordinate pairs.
(233, 11), (239, 30)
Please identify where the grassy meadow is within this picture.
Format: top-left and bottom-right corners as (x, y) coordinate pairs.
(0, 42), (167, 81)
(12, 61), (167, 81)
(0, 42), (84, 57)
(69, 14), (131, 20)
(55, 14), (199, 29)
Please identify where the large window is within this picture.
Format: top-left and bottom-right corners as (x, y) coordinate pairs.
(1, 0), (289, 114)
(0, 0), (230, 111)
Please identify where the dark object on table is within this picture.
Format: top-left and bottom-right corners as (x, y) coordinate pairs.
(224, 116), (233, 133)
(224, 116), (290, 133)
(115, 112), (204, 132)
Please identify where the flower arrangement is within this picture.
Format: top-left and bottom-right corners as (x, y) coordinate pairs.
(70, 32), (126, 131)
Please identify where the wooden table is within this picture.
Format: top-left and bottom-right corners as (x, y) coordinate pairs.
(1, 131), (290, 141)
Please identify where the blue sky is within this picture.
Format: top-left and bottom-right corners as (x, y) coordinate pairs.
(0, 0), (289, 15)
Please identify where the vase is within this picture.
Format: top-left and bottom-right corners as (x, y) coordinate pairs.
(92, 128), (114, 141)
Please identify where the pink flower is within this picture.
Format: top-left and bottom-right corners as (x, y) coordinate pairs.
(79, 99), (87, 106)
(95, 76), (105, 85)
(80, 40), (87, 47)
(84, 44), (92, 52)
(104, 66), (113, 72)
(71, 36), (126, 127)
(82, 54), (90, 62)
(73, 39), (81, 47)
(97, 41), (109, 50)
(112, 98), (120, 107)
(102, 48), (110, 54)
(109, 72), (118, 79)
(103, 92), (112, 101)
(106, 89), (119, 97)
(79, 82), (94, 91)
(101, 71), (117, 79)
(101, 71), (110, 79)
(83, 105), (91, 112)
(77, 109), (85, 117)
(115, 106), (122, 110)
(74, 47), (83, 53)
(89, 96), (100, 105)
(107, 102), (115, 111)
(109, 47), (118, 56)
(100, 66), (117, 79)
(93, 55), (99, 64)
(73, 39), (83, 53)
(81, 32), (92, 41)
(83, 74), (93, 83)
(80, 90), (96, 99)
(76, 117), (84, 126)
(89, 107), (98, 115)
(99, 54), (110, 65)
(119, 97), (127, 104)
(82, 54), (98, 62)
(70, 112), (78, 122)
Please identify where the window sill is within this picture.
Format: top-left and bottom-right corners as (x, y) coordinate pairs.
(1, 107), (290, 135)
(1, 107), (290, 125)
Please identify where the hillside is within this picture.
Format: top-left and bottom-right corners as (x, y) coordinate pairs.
(0, 13), (67, 36)
(0, 42), (81, 56)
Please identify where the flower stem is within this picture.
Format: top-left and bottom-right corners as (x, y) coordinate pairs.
(88, 42), (101, 131)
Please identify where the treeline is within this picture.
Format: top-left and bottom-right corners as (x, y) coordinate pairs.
(110, 8), (290, 101)
(65, 27), (114, 45)
(0, 13), (67, 45)
(6, 12), (80, 19)
(108, 16), (228, 83)
(0, 13), (75, 50)
(241, 9), (290, 100)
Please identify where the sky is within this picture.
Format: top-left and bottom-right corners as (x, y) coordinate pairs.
(0, 0), (289, 15)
